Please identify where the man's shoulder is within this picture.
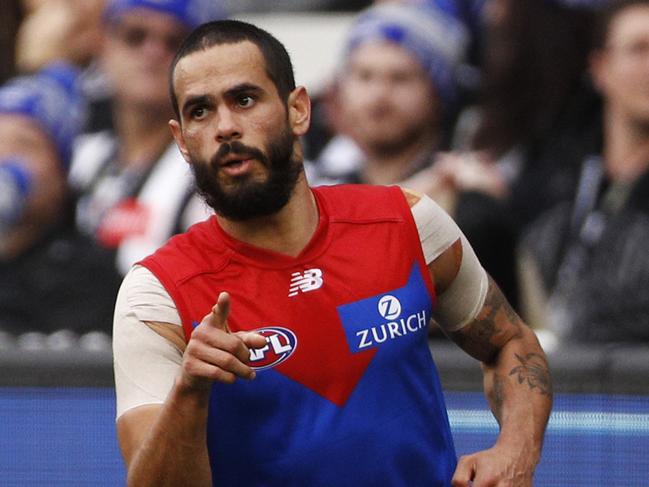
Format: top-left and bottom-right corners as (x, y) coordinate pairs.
(150, 216), (218, 255)
(140, 216), (227, 280)
(313, 184), (410, 221)
(313, 182), (398, 197)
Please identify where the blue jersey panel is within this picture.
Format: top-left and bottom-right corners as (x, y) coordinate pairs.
(206, 264), (456, 486)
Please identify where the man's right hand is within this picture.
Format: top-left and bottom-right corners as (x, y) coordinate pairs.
(180, 292), (267, 390)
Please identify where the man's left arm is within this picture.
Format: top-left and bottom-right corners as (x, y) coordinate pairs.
(446, 274), (552, 487)
(404, 187), (551, 485)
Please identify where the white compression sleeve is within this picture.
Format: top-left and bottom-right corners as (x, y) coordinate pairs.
(113, 266), (183, 419)
(411, 195), (488, 332)
(412, 194), (462, 263)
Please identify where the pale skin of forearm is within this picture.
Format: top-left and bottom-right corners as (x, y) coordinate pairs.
(117, 293), (266, 487)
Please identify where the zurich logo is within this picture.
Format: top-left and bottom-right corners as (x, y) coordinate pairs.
(337, 265), (432, 353)
(249, 326), (297, 370)
(377, 295), (402, 320)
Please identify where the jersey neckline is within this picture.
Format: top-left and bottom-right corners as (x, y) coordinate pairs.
(209, 188), (332, 269)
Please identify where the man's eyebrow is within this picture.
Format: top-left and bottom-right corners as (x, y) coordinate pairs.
(181, 94), (211, 114)
(224, 83), (264, 99)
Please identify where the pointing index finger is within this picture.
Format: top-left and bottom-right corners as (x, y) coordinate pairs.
(205, 292), (231, 333)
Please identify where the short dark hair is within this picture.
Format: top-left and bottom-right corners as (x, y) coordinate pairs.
(593, 0), (649, 50)
(169, 19), (296, 119)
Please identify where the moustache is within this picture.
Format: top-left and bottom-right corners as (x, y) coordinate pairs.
(210, 141), (268, 170)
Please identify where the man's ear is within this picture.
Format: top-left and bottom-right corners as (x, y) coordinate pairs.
(169, 119), (191, 163)
(287, 86), (311, 137)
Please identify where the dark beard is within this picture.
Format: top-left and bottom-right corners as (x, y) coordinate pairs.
(190, 125), (302, 221)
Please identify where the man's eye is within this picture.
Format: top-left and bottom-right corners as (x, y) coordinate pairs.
(353, 70), (373, 83)
(237, 95), (255, 108)
(191, 107), (206, 119)
(391, 72), (413, 84)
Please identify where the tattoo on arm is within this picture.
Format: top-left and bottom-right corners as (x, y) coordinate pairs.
(509, 353), (552, 396)
(450, 277), (521, 362)
(451, 278), (552, 398)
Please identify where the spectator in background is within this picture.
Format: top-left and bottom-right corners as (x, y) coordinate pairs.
(302, 0), (486, 164)
(310, 2), (520, 307)
(402, 0), (599, 308)
(0, 63), (121, 343)
(14, 0), (106, 73)
(310, 2), (469, 186)
(518, 0), (649, 345)
(68, 0), (224, 276)
(381, 0), (487, 80)
(449, 0), (600, 232)
(13, 0), (114, 132)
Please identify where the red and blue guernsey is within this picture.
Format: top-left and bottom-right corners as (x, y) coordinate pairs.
(141, 184), (457, 486)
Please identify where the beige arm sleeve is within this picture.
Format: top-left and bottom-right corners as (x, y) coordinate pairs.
(113, 265), (183, 419)
(411, 195), (488, 332)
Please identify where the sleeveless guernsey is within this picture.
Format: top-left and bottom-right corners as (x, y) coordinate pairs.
(141, 184), (457, 486)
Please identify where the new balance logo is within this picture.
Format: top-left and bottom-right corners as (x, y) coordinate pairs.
(289, 268), (324, 297)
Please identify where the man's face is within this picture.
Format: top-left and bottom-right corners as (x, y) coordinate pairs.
(338, 40), (440, 156)
(102, 9), (187, 109)
(170, 41), (306, 221)
(593, 5), (649, 127)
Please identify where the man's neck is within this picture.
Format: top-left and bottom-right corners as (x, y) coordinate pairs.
(113, 101), (174, 170)
(603, 107), (649, 182)
(360, 138), (436, 185)
(216, 174), (319, 258)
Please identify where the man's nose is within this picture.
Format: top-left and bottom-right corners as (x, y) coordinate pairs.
(364, 76), (392, 102)
(215, 107), (242, 142)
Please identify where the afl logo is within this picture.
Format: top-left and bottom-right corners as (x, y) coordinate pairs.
(378, 295), (402, 320)
(249, 327), (297, 371)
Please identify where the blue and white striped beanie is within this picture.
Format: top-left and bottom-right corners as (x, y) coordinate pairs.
(344, 3), (469, 114)
(412, 0), (487, 44)
(0, 62), (86, 170)
(103, 0), (227, 30)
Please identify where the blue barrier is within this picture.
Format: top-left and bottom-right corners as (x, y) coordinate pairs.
(0, 388), (647, 486)
(447, 392), (649, 486)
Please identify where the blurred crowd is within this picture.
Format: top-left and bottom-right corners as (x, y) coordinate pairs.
(1, 0), (648, 352)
